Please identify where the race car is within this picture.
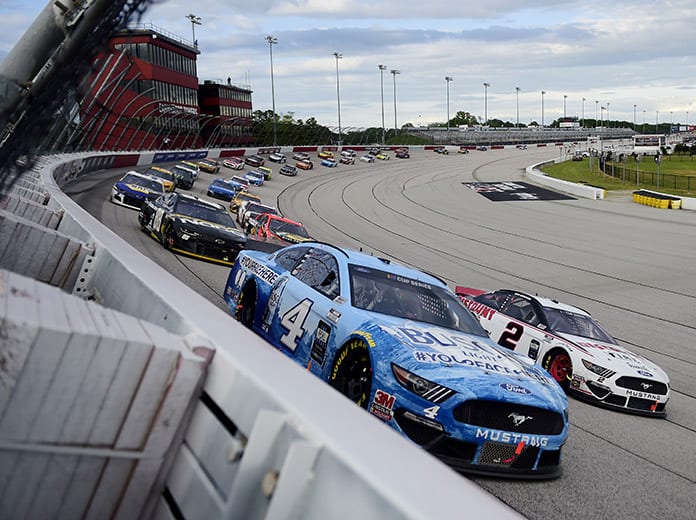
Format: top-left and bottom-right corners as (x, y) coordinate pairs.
(339, 156), (355, 165)
(206, 178), (243, 201)
(293, 152), (311, 161)
(110, 171), (166, 210)
(138, 192), (247, 266)
(224, 243), (570, 479)
(321, 158), (338, 168)
(244, 170), (265, 186)
(456, 288), (671, 417)
(222, 157), (245, 170)
(257, 166), (273, 180)
(318, 150), (334, 159)
(296, 160), (313, 170)
(248, 213), (312, 246)
(360, 154), (375, 163)
(279, 164), (298, 176)
(230, 191), (261, 215)
(171, 164), (196, 189)
(198, 158), (220, 173)
(375, 152), (390, 160)
(144, 166), (175, 192)
(268, 152), (287, 163)
(237, 200), (280, 231)
(395, 148), (410, 159)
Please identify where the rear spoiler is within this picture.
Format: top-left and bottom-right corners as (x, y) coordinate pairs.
(454, 286), (485, 298)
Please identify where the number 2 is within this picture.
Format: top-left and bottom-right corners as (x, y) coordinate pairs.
(498, 321), (524, 350)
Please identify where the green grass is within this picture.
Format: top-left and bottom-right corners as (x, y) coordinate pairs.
(541, 156), (696, 197)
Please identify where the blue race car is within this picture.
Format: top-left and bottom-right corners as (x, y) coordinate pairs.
(244, 170), (265, 186)
(321, 158), (338, 168)
(110, 170), (166, 210)
(223, 242), (569, 479)
(207, 178), (243, 201)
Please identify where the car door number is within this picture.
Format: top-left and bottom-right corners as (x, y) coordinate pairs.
(152, 207), (164, 232)
(280, 298), (313, 351)
(498, 321), (524, 350)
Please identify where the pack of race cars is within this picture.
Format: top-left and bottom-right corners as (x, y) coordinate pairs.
(110, 147), (672, 481)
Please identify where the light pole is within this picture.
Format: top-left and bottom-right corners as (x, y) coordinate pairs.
(483, 82), (490, 125)
(265, 36), (278, 146)
(656, 110), (659, 133)
(643, 109), (646, 133)
(185, 14), (202, 47)
(378, 64), (387, 144)
(391, 69), (400, 132)
(595, 100), (599, 127)
(334, 52), (342, 144)
(515, 87), (520, 128)
(606, 102), (610, 127)
(541, 90), (546, 127)
(563, 94), (567, 118)
(633, 104), (636, 130)
(582, 97), (586, 128)
(445, 76), (453, 133)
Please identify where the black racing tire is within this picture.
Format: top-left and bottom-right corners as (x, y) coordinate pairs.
(236, 283), (256, 328)
(541, 349), (572, 391)
(329, 339), (372, 408)
(161, 222), (173, 249)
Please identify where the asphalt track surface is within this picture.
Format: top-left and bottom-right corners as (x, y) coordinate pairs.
(69, 147), (696, 520)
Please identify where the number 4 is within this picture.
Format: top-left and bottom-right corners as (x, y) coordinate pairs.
(280, 298), (313, 351)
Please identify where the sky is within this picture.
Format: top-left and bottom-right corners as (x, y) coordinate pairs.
(2, 0), (696, 130)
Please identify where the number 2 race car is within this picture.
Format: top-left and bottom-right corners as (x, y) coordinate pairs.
(224, 243), (570, 478)
(456, 288), (670, 417)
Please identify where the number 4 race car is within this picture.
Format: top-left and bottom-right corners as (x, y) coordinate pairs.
(224, 243), (570, 479)
(456, 288), (671, 417)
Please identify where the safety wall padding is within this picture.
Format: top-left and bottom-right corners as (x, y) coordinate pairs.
(632, 190), (682, 209)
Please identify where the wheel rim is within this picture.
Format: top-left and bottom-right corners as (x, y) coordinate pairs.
(548, 353), (572, 383)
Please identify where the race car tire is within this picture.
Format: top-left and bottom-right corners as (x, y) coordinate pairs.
(236, 282), (257, 328)
(542, 349), (572, 390)
(161, 222), (173, 250)
(329, 339), (372, 409)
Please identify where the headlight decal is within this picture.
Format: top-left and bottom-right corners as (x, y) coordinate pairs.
(391, 364), (455, 404)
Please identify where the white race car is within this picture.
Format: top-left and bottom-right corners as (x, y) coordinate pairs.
(456, 288), (670, 417)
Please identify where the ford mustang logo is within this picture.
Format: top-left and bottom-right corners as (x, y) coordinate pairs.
(508, 412), (533, 427)
(640, 382), (653, 390)
(499, 383), (531, 395)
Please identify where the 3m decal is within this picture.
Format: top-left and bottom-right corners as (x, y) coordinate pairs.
(369, 390), (395, 421)
(279, 298), (313, 351)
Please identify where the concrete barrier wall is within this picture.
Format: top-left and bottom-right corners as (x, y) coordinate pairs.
(0, 153), (522, 519)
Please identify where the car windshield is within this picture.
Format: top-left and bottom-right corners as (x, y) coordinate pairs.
(268, 219), (310, 237)
(121, 173), (163, 192)
(246, 203), (277, 215)
(349, 265), (487, 335)
(543, 307), (617, 343)
(176, 198), (236, 227)
(146, 168), (172, 180)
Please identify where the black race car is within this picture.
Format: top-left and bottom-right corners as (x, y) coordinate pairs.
(138, 192), (247, 266)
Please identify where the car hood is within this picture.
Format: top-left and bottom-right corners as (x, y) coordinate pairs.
(172, 215), (246, 241)
(273, 231), (312, 244)
(557, 333), (670, 381)
(115, 181), (160, 197)
(362, 319), (568, 410)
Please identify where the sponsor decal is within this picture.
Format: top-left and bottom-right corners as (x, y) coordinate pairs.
(262, 277), (287, 331)
(415, 351), (522, 376)
(326, 308), (341, 324)
(352, 330), (375, 347)
(571, 374), (585, 388)
(124, 183), (151, 194)
(369, 389), (395, 421)
(310, 320), (332, 366)
(476, 428), (550, 447)
(462, 299), (498, 320)
(500, 383), (532, 395)
(528, 339), (540, 360)
(240, 256), (279, 286)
